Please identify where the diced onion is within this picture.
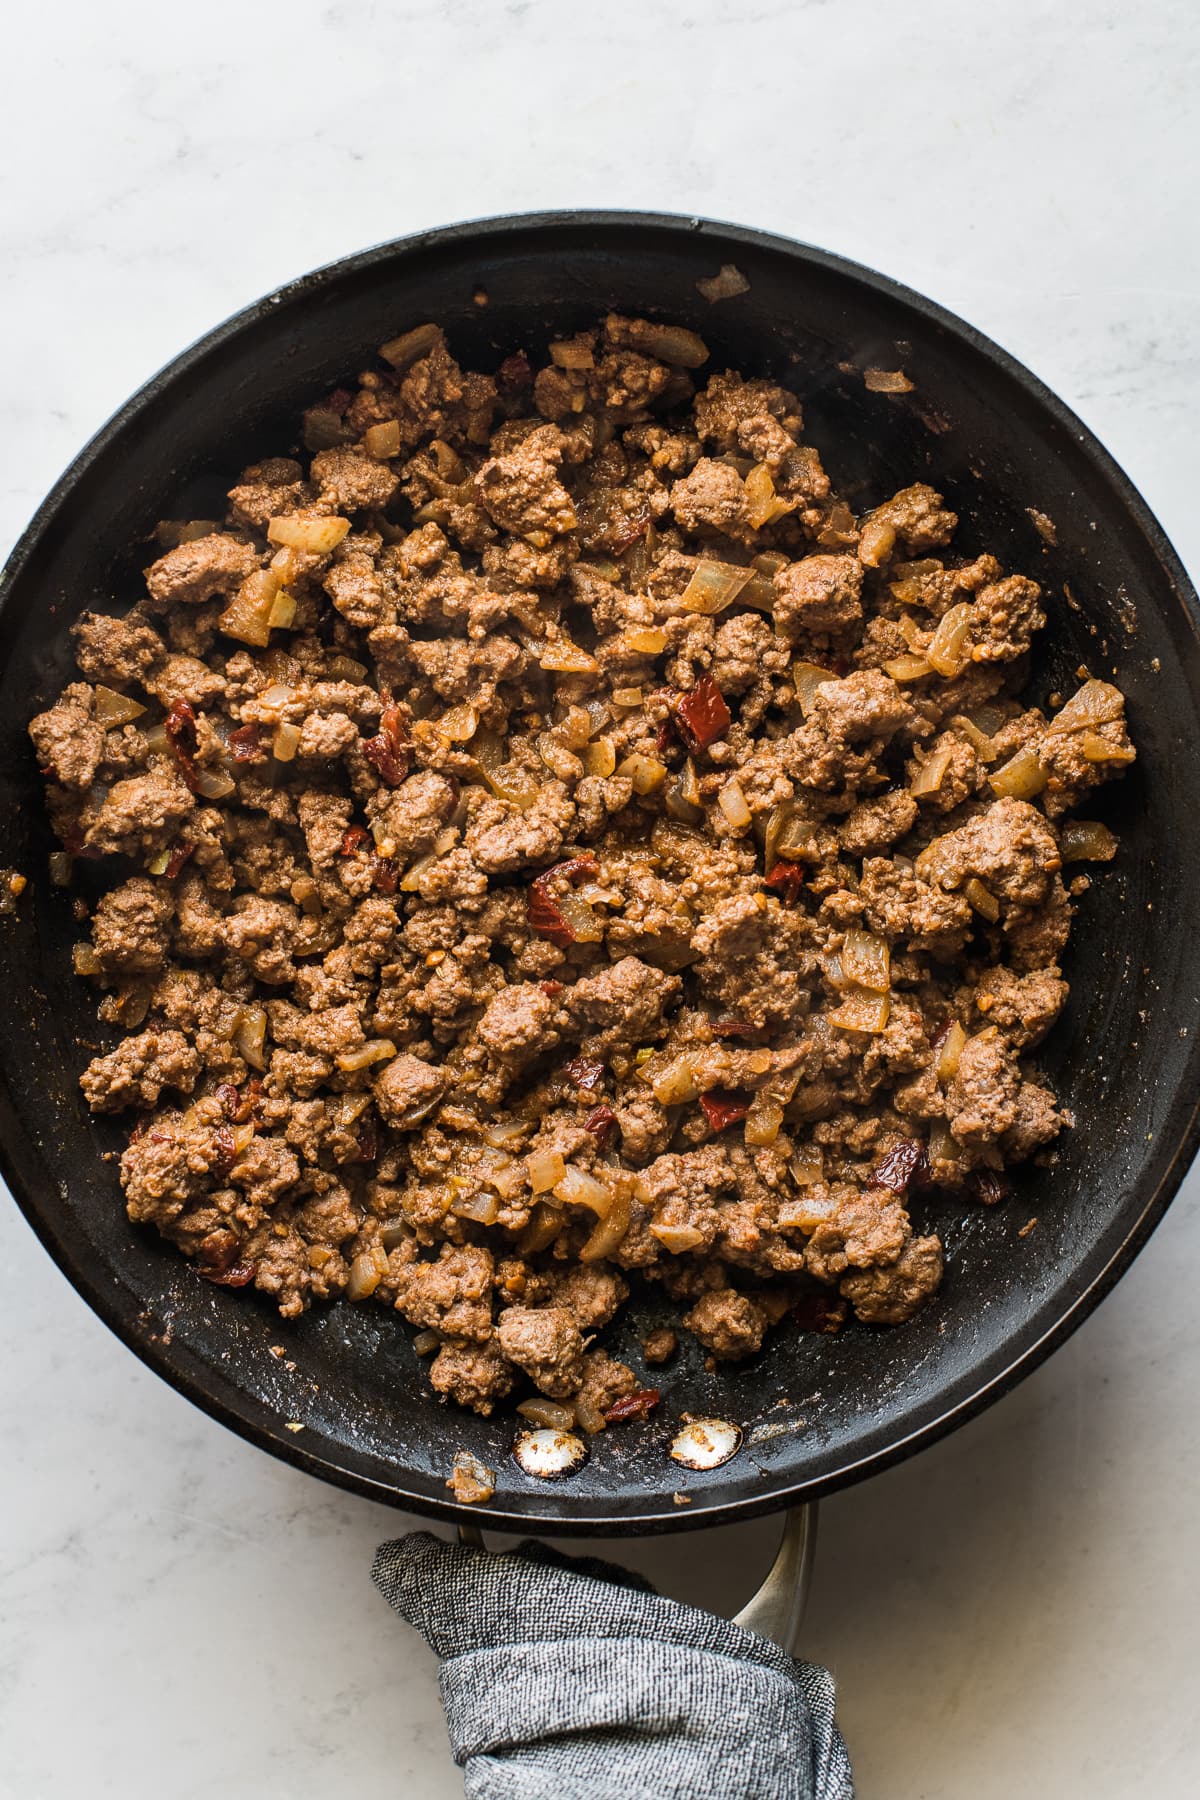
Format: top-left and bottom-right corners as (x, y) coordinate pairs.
(645, 1051), (702, 1106)
(779, 1192), (840, 1230)
(219, 569), (283, 648)
(611, 687), (644, 709)
(363, 420), (402, 459)
(884, 655), (932, 683)
(649, 1221), (706, 1253)
(1047, 679), (1126, 736)
(272, 721), (302, 762)
(146, 849), (170, 875)
(554, 1163), (614, 1214)
(616, 752), (667, 795)
(93, 686), (147, 727)
(936, 1020), (967, 1082)
(627, 627), (667, 654)
(438, 704), (479, 742)
(744, 464), (794, 530)
(964, 878), (1001, 922)
(580, 1187), (631, 1261)
(841, 929), (891, 992)
(516, 1397), (577, 1430)
(399, 853), (438, 891)
(718, 778), (752, 829)
(335, 1038), (397, 1071)
(193, 766), (236, 800)
(379, 322), (442, 370)
(266, 589), (297, 631)
(539, 640), (599, 674)
(792, 661), (836, 716)
(696, 263), (751, 303)
(859, 519), (896, 568)
(743, 1094), (783, 1147)
(910, 744), (954, 796)
(73, 942), (101, 976)
(48, 850), (74, 886)
(412, 1328), (440, 1355)
(1079, 732), (1135, 765)
(679, 560), (752, 615)
(989, 746), (1047, 800)
(451, 1190), (501, 1225)
(347, 1250), (387, 1301)
(325, 654), (368, 682)
(787, 1149), (825, 1188)
(634, 322), (709, 367)
(529, 1149), (566, 1194)
(828, 990), (891, 1034)
(582, 737), (617, 778)
(267, 513), (351, 554)
(234, 1006), (268, 1071)
(951, 713), (998, 762)
(1059, 819), (1118, 862)
(926, 602), (974, 678)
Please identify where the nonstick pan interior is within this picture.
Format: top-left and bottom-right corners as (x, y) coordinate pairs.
(2, 213), (1199, 1533)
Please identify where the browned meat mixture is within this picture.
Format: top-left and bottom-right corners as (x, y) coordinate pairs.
(30, 314), (1135, 1426)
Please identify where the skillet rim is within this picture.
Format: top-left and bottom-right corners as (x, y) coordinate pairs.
(3, 208), (1199, 1534)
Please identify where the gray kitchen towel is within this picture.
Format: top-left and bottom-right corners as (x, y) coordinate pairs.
(372, 1530), (854, 1800)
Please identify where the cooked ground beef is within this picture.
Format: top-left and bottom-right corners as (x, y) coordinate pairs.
(31, 313), (1135, 1429)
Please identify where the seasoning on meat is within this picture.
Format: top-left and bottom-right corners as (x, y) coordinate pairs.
(32, 310), (1136, 1422)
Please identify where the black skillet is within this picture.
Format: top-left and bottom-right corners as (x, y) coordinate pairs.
(2, 212), (1199, 1539)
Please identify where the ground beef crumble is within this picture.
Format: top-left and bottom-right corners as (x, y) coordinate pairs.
(31, 313), (1135, 1427)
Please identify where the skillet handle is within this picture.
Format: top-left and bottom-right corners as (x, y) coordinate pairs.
(456, 1501), (817, 1657)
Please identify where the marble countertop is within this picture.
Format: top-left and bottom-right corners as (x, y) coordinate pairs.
(3, 2), (1198, 1794)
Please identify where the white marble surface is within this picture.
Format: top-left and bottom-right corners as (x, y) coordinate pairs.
(3, 1), (1198, 1794)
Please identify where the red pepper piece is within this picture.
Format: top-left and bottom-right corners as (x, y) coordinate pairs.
(206, 1261), (256, 1289)
(712, 1017), (757, 1039)
(164, 698), (200, 791)
(564, 1056), (606, 1094)
(540, 980), (565, 998)
(340, 825), (369, 856)
(163, 840), (195, 881)
(604, 1387), (661, 1424)
(363, 696), (412, 787)
(699, 1090), (751, 1132)
(670, 676), (731, 753)
(527, 855), (599, 948)
(370, 854), (399, 895)
(497, 351), (533, 393)
(873, 1139), (931, 1195)
(764, 861), (805, 906)
(583, 1104), (619, 1146)
(228, 723), (265, 762)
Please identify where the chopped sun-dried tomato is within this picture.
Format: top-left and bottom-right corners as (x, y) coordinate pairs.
(340, 825), (369, 856)
(655, 713), (679, 754)
(527, 855), (599, 947)
(197, 1227), (255, 1288)
(699, 1089), (751, 1132)
(972, 1169), (1010, 1206)
(712, 1017), (757, 1039)
(497, 350), (533, 393)
(215, 1083), (240, 1119)
(163, 840), (195, 881)
(228, 723), (265, 762)
(164, 698), (200, 791)
(603, 503), (651, 555)
(670, 675), (731, 753)
(583, 1105), (619, 1146)
(370, 854), (399, 895)
(873, 1139), (931, 1195)
(212, 1124), (238, 1176)
(206, 1261), (256, 1289)
(352, 1119), (379, 1163)
(794, 1291), (847, 1334)
(764, 861), (805, 905)
(564, 1056), (606, 1094)
(540, 980), (565, 998)
(363, 695), (412, 787)
(604, 1387), (661, 1424)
